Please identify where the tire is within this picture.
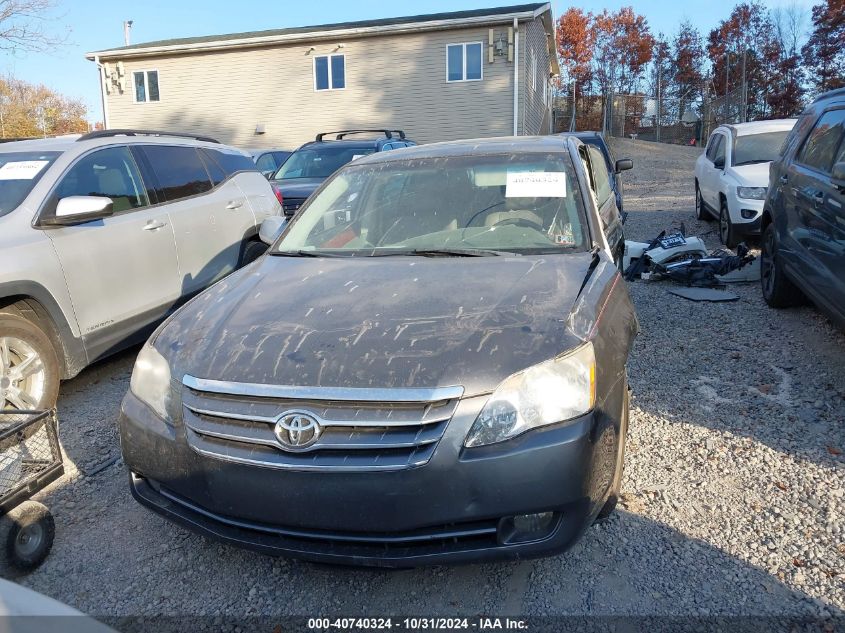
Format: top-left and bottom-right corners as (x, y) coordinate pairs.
(719, 199), (738, 249)
(0, 311), (60, 410)
(0, 501), (55, 576)
(694, 182), (707, 220)
(596, 387), (629, 523)
(240, 240), (268, 266)
(761, 222), (804, 308)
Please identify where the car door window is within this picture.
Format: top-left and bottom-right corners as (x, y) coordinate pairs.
(797, 110), (845, 174)
(587, 145), (613, 207)
(713, 135), (726, 166)
(255, 153), (277, 172)
(705, 134), (720, 161)
(54, 146), (149, 214)
(141, 145), (213, 202)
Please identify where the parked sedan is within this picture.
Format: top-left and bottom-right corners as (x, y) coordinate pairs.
(694, 119), (796, 247)
(761, 88), (845, 330)
(247, 148), (291, 179)
(119, 136), (638, 567)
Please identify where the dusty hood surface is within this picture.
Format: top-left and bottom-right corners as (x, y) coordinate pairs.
(155, 253), (593, 396)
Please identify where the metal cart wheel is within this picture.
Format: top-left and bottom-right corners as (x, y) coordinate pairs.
(0, 500), (55, 576)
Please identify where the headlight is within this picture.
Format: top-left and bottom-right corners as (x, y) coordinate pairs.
(737, 186), (767, 200)
(130, 344), (173, 420)
(464, 342), (596, 447)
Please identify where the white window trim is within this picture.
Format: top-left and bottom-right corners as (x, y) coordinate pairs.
(132, 69), (160, 103)
(446, 42), (483, 83)
(313, 53), (346, 92)
(531, 51), (537, 92)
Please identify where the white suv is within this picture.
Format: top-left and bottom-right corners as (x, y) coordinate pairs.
(694, 119), (795, 247)
(0, 130), (281, 410)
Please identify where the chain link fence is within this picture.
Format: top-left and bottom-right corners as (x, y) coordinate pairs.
(552, 83), (745, 147)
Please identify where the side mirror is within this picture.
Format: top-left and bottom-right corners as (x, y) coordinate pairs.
(831, 162), (845, 191)
(615, 158), (633, 173)
(259, 215), (288, 245)
(714, 157), (726, 170)
(43, 196), (114, 226)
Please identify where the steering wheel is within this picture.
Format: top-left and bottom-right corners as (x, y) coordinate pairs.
(488, 216), (546, 232)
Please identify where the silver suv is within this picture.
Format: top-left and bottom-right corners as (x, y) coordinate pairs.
(0, 130), (282, 410)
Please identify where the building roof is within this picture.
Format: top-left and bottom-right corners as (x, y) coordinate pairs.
(87, 4), (552, 61)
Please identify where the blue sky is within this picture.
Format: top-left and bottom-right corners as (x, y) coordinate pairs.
(2, 0), (816, 123)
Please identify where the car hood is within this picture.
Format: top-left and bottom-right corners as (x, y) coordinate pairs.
(269, 178), (324, 200)
(155, 253), (594, 397)
(727, 162), (770, 187)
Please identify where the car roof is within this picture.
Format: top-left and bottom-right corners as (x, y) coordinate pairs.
(299, 138), (386, 150)
(570, 131), (603, 141)
(351, 136), (571, 165)
(723, 119), (796, 136)
(0, 133), (241, 156)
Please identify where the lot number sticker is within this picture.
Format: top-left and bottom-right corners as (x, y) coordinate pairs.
(0, 161), (49, 180)
(506, 171), (566, 198)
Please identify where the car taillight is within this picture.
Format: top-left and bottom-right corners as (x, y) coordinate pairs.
(271, 185), (284, 206)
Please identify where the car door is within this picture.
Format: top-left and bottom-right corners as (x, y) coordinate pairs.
(702, 132), (727, 209)
(585, 144), (624, 260)
(138, 144), (254, 295)
(787, 108), (845, 308)
(38, 145), (181, 360)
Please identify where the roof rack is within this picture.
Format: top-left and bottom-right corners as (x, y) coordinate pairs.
(76, 129), (220, 144)
(315, 129), (405, 142)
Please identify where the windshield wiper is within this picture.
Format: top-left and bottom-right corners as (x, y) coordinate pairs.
(271, 250), (348, 258)
(405, 248), (504, 257)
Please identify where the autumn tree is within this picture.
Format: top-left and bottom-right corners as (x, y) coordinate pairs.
(801, 0), (845, 94)
(707, 2), (783, 120)
(0, 76), (88, 138)
(672, 21), (705, 122)
(0, 0), (67, 53)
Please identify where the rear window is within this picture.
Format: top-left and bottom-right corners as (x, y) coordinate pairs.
(0, 151), (60, 217)
(142, 145), (212, 202)
(274, 145), (375, 180)
(205, 148), (257, 176)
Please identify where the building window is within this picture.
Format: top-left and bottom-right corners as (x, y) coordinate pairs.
(133, 70), (160, 102)
(447, 42), (482, 82)
(314, 54), (346, 91)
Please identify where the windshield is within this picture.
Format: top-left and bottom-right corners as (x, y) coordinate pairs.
(274, 153), (589, 256)
(274, 145), (375, 180)
(732, 131), (790, 166)
(0, 151), (60, 217)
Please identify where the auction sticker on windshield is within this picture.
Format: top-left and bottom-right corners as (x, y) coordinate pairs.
(506, 171), (566, 198)
(0, 160), (49, 180)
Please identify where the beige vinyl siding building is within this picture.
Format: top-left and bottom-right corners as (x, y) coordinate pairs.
(86, 4), (558, 148)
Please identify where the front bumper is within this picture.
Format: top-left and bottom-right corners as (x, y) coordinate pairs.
(118, 390), (621, 567)
(726, 193), (764, 235)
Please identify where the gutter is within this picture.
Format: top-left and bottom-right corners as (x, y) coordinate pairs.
(94, 55), (110, 129)
(85, 10), (539, 61)
(513, 17), (519, 136)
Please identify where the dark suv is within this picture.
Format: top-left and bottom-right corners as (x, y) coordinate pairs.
(761, 88), (845, 330)
(270, 129), (416, 216)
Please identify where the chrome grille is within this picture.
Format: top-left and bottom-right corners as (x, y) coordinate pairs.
(181, 375), (463, 472)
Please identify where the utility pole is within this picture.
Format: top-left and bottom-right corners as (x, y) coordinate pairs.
(569, 78), (576, 132)
(123, 20), (133, 46)
(741, 48), (747, 122)
(656, 57), (661, 143)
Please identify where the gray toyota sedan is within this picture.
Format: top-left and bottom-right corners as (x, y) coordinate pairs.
(118, 136), (639, 567)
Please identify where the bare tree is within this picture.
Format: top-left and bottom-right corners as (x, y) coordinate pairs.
(0, 0), (67, 53)
(772, 1), (807, 57)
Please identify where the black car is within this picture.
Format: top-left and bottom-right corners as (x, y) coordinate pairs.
(119, 135), (638, 567)
(570, 131), (633, 212)
(270, 129), (416, 217)
(761, 87), (845, 330)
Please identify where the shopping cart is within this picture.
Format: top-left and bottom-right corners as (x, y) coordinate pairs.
(0, 409), (63, 576)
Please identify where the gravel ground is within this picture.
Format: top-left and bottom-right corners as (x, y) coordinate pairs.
(15, 138), (845, 630)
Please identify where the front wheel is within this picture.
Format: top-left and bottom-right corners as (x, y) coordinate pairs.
(694, 183), (707, 220)
(761, 223), (804, 308)
(0, 311), (60, 411)
(0, 501), (56, 576)
(596, 388), (629, 522)
(719, 200), (738, 249)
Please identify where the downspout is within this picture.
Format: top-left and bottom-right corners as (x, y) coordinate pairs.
(94, 55), (110, 129)
(512, 17), (519, 136)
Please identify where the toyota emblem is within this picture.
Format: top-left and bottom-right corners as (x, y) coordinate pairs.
(273, 410), (322, 451)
